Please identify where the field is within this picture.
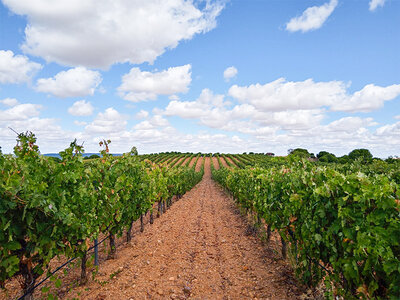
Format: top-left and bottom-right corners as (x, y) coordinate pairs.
(1, 136), (399, 299)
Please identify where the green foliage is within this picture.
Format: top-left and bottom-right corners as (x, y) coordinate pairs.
(212, 161), (400, 299)
(0, 133), (202, 292)
(348, 148), (373, 162)
(317, 151), (338, 163)
(84, 154), (100, 160)
(288, 148), (310, 158)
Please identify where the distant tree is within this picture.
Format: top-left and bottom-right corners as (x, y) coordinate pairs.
(84, 154), (100, 160)
(317, 151), (337, 163)
(288, 148), (310, 158)
(338, 155), (350, 164)
(348, 149), (373, 162)
(130, 146), (138, 155)
(385, 156), (399, 164)
(317, 151), (330, 158)
(266, 152), (275, 157)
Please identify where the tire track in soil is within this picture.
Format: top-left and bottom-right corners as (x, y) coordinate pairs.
(65, 157), (302, 300)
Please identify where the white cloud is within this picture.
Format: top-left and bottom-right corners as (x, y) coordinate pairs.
(133, 115), (170, 131)
(286, 0), (338, 33)
(85, 108), (127, 135)
(223, 66), (238, 81)
(74, 120), (87, 126)
(395, 115), (400, 120)
(164, 89), (228, 119)
(164, 89), (325, 134)
(0, 98), (19, 107)
(325, 117), (377, 133)
(118, 65), (192, 102)
(331, 83), (400, 112)
(228, 78), (343, 111)
(376, 121), (400, 137)
(369, 0), (386, 11)
(169, 95), (180, 101)
(0, 50), (42, 84)
(2, 0), (224, 69)
(68, 100), (94, 116)
(36, 67), (102, 98)
(0, 101), (79, 154)
(229, 78), (400, 113)
(135, 110), (149, 119)
(0, 103), (42, 121)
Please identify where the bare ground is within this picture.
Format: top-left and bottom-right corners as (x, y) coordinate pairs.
(167, 157), (179, 167)
(172, 157), (185, 168)
(194, 157), (204, 172)
(224, 156), (237, 168)
(212, 157), (220, 170)
(188, 156), (197, 168)
(180, 157), (192, 168)
(63, 157), (302, 299)
(218, 156), (229, 169)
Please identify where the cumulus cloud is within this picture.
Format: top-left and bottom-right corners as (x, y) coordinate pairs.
(0, 98), (19, 107)
(164, 88), (325, 134)
(2, 0), (225, 68)
(376, 121), (400, 137)
(118, 65), (192, 102)
(331, 84), (400, 112)
(133, 115), (170, 131)
(229, 78), (343, 111)
(1, 101), (399, 157)
(85, 108), (127, 135)
(68, 100), (94, 116)
(0, 103), (42, 121)
(286, 0), (338, 33)
(369, 0), (386, 11)
(223, 66), (238, 81)
(36, 67), (102, 98)
(228, 78), (400, 113)
(325, 117), (377, 133)
(0, 50), (42, 84)
(135, 110), (149, 119)
(0, 101), (79, 154)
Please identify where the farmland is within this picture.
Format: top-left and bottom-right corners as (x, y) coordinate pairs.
(1, 134), (399, 299)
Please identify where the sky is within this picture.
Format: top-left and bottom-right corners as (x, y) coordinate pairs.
(0, 0), (399, 157)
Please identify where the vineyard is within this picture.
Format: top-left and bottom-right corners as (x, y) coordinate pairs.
(0, 133), (399, 299)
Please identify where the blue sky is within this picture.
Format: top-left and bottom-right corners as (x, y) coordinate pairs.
(0, 0), (399, 157)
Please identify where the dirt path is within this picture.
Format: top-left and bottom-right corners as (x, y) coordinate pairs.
(212, 157), (220, 170)
(172, 157), (185, 168)
(188, 156), (197, 168)
(224, 156), (237, 168)
(219, 156), (229, 168)
(63, 157), (301, 300)
(181, 156), (191, 167)
(167, 157), (179, 166)
(194, 156), (204, 172)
